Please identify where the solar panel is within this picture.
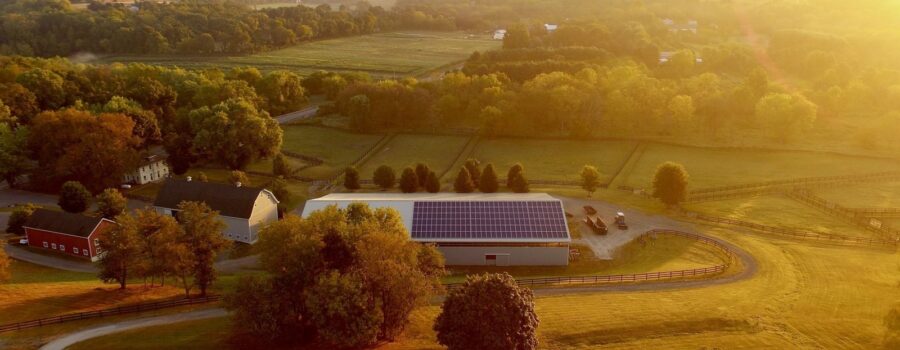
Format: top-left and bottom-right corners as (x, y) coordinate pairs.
(410, 201), (569, 241)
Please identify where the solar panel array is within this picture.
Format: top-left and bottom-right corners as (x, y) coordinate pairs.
(411, 201), (569, 240)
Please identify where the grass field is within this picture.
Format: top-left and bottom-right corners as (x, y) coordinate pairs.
(622, 143), (900, 190)
(94, 32), (500, 77)
(815, 181), (900, 208)
(684, 194), (877, 238)
(68, 226), (900, 349)
(470, 138), (638, 183)
(358, 134), (470, 179)
(282, 126), (385, 179)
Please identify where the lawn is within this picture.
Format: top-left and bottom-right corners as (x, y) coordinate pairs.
(470, 138), (638, 183)
(93, 32), (500, 77)
(684, 194), (878, 238)
(815, 180), (900, 208)
(358, 134), (470, 179)
(68, 317), (232, 350)
(69, 227), (900, 349)
(622, 143), (900, 190)
(244, 156), (307, 176)
(282, 125), (385, 180)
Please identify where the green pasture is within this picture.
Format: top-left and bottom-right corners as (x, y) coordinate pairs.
(358, 134), (470, 179)
(94, 32), (500, 77)
(282, 125), (385, 179)
(815, 180), (900, 208)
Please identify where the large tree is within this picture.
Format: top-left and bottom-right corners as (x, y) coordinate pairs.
(580, 165), (602, 197)
(399, 167), (419, 193)
(6, 204), (38, 235)
(272, 153), (292, 177)
(176, 201), (230, 297)
(98, 213), (143, 289)
(256, 71), (308, 116)
(652, 162), (689, 207)
(188, 98), (283, 169)
(434, 273), (539, 350)
(755, 93), (818, 141)
(305, 272), (381, 348)
(30, 109), (140, 192)
(0, 123), (31, 187)
(58, 181), (91, 213)
(95, 188), (127, 219)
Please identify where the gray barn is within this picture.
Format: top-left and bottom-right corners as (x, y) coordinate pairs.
(301, 193), (571, 266)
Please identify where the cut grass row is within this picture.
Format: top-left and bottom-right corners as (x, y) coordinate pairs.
(94, 32), (501, 77)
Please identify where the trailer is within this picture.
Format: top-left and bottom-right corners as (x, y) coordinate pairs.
(614, 212), (628, 230)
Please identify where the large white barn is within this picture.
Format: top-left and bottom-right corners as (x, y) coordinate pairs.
(302, 193), (572, 266)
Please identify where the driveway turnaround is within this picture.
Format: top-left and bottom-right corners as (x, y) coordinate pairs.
(39, 308), (228, 350)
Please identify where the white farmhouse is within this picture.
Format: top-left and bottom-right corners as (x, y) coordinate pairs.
(493, 29), (507, 40)
(123, 154), (170, 185)
(153, 178), (279, 244)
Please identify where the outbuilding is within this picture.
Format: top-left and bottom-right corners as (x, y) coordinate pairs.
(23, 209), (115, 261)
(153, 178), (279, 244)
(302, 193), (572, 266)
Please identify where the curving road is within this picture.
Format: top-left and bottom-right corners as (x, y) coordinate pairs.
(39, 308), (228, 350)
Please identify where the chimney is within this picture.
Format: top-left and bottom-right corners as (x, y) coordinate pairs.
(235, 181), (242, 188)
(186, 176), (192, 182)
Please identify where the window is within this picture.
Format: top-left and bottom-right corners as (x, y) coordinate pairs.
(94, 238), (100, 247)
(83, 250), (89, 256)
(51, 243), (57, 249)
(43, 241), (48, 248)
(74, 247), (79, 254)
(59, 244), (65, 251)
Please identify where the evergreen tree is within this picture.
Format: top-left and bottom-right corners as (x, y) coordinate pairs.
(509, 172), (530, 193)
(344, 166), (361, 190)
(479, 164), (499, 193)
(454, 167), (475, 193)
(464, 158), (481, 187)
(425, 171), (441, 193)
(399, 167), (419, 193)
(507, 163), (524, 189)
(415, 163), (430, 187)
(373, 165), (396, 190)
(58, 181), (91, 213)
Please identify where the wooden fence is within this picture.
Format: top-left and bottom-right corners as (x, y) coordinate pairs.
(0, 295), (222, 334)
(684, 211), (899, 248)
(786, 189), (899, 238)
(689, 171), (900, 195)
(445, 229), (736, 290)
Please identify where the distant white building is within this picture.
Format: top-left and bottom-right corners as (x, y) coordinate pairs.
(493, 29), (507, 40)
(302, 193), (572, 266)
(662, 18), (698, 34)
(123, 154), (170, 185)
(544, 23), (558, 33)
(659, 51), (703, 64)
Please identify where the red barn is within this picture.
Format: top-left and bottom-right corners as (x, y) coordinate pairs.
(23, 209), (115, 262)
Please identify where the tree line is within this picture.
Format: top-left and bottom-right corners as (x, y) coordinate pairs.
(344, 159), (530, 193)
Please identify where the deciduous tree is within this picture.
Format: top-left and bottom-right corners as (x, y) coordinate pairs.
(652, 162), (689, 207)
(177, 201), (230, 297)
(0, 123), (31, 187)
(507, 163), (524, 189)
(188, 98), (283, 169)
(6, 204), (38, 235)
(344, 166), (361, 190)
(580, 165), (602, 197)
(272, 153), (292, 177)
(464, 158), (481, 187)
(59, 181), (91, 213)
(95, 188), (127, 219)
(373, 165), (396, 190)
(305, 272), (381, 348)
(98, 213), (142, 289)
(415, 163), (430, 187)
(230, 170), (250, 186)
(434, 273), (539, 350)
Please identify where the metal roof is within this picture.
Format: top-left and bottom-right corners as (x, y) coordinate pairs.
(302, 193), (571, 243)
(154, 179), (273, 219)
(25, 209), (107, 238)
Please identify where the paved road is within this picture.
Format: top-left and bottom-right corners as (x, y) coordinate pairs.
(275, 106), (318, 124)
(0, 188), (149, 212)
(4, 245), (97, 273)
(39, 308), (228, 350)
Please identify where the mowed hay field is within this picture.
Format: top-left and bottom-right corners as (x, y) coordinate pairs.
(470, 138), (638, 183)
(816, 180), (900, 208)
(95, 32), (500, 77)
(358, 134), (470, 179)
(621, 143), (900, 190)
(69, 227), (900, 349)
(281, 126), (385, 179)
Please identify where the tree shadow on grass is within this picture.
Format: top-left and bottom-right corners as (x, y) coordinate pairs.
(546, 318), (756, 347)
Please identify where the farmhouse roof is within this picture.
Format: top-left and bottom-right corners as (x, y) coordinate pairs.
(25, 209), (107, 238)
(154, 179), (272, 218)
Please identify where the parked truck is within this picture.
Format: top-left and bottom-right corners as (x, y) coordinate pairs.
(614, 212), (628, 230)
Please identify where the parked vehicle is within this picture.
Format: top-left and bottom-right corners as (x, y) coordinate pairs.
(583, 216), (608, 235)
(583, 205), (597, 215)
(615, 212), (628, 230)
(18, 239), (28, 245)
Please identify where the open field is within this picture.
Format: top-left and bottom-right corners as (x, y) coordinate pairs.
(622, 143), (900, 190)
(67, 225), (900, 349)
(684, 194), (877, 238)
(358, 134), (470, 179)
(282, 126), (385, 179)
(816, 181), (900, 208)
(470, 139), (637, 183)
(93, 32), (500, 77)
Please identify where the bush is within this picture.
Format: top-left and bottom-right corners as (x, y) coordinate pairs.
(58, 181), (91, 213)
(344, 166), (361, 190)
(6, 204), (39, 235)
(454, 167), (475, 193)
(399, 167), (419, 193)
(425, 171), (441, 193)
(373, 165), (396, 190)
